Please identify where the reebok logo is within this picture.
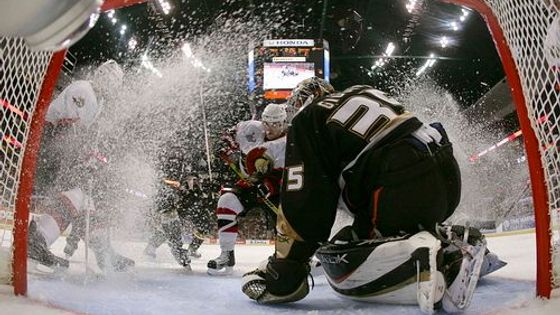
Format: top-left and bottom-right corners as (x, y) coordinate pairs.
(321, 253), (349, 264)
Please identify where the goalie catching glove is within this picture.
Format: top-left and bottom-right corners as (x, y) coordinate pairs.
(242, 256), (311, 304)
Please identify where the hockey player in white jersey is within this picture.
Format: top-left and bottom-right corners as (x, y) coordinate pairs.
(30, 60), (135, 272)
(207, 104), (287, 275)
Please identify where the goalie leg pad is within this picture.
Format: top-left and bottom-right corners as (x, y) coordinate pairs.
(316, 231), (443, 313)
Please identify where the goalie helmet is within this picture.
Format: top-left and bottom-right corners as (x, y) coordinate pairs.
(261, 103), (288, 140)
(287, 77), (334, 111)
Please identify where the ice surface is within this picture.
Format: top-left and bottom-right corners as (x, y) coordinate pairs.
(1, 231), (559, 315)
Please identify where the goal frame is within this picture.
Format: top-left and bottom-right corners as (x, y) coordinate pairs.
(8, 0), (147, 296)
(4, 0), (555, 300)
(443, 0), (553, 298)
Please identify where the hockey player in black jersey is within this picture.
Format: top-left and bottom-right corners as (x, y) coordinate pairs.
(143, 129), (216, 268)
(242, 77), (504, 313)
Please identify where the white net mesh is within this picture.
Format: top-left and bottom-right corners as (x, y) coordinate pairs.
(0, 37), (52, 283)
(470, 0), (560, 288)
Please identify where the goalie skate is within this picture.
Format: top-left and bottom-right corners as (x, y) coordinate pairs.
(479, 251), (507, 277)
(207, 250), (235, 276)
(438, 225), (487, 312)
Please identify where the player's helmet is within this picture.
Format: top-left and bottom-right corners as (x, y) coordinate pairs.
(287, 77), (334, 110)
(91, 59), (124, 96)
(261, 103), (287, 139)
(93, 60), (124, 85)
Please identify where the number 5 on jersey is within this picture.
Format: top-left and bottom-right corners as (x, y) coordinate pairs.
(286, 165), (304, 191)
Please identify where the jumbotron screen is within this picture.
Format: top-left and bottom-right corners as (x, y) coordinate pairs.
(263, 62), (315, 90)
(248, 39), (329, 105)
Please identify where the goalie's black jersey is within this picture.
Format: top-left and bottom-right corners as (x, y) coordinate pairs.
(281, 85), (424, 242)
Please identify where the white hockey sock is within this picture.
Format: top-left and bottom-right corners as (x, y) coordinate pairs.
(33, 214), (61, 247)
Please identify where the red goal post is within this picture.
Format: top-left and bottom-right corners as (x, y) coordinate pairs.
(444, 0), (560, 298)
(0, 0), (146, 296)
(1, 0), (558, 301)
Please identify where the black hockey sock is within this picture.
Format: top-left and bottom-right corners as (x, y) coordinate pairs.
(162, 219), (184, 250)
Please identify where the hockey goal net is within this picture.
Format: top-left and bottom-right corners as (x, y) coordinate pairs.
(447, 0), (560, 297)
(0, 0), (558, 300)
(0, 0), (146, 295)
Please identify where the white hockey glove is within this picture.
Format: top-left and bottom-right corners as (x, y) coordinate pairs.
(242, 256), (311, 304)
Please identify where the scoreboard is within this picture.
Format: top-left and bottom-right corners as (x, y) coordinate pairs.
(248, 39), (330, 116)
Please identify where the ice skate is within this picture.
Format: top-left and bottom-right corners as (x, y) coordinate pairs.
(91, 237), (135, 273)
(207, 250), (235, 275)
(479, 251), (507, 277)
(63, 234), (80, 259)
(171, 247), (192, 270)
(94, 249), (136, 272)
(187, 246), (202, 259)
(187, 237), (203, 259)
(437, 225), (487, 312)
(28, 220), (69, 270)
(110, 254), (136, 272)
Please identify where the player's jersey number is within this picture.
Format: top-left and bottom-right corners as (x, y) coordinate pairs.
(318, 88), (402, 141)
(286, 165), (303, 191)
(286, 88), (402, 192)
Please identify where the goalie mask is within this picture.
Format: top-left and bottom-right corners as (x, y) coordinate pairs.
(261, 103), (288, 140)
(287, 77), (334, 111)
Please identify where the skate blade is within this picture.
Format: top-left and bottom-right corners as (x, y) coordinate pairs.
(207, 266), (234, 276)
(442, 243), (487, 312)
